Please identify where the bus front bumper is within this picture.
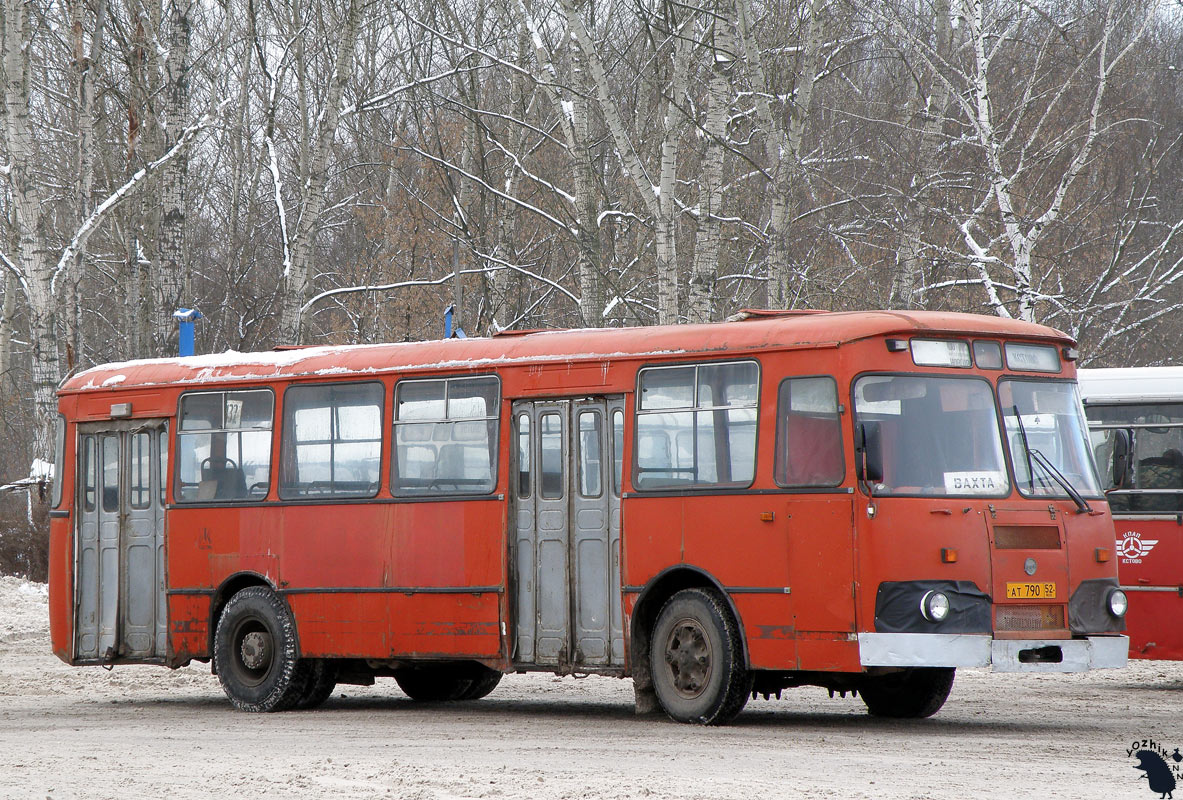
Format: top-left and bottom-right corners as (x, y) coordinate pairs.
(857, 633), (1128, 672)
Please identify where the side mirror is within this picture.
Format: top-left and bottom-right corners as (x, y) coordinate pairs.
(856, 421), (884, 485)
(1111, 429), (1132, 489)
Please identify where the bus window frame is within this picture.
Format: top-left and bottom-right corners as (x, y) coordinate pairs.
(391, 373), (501, 498)
(278, 379), (387, 501)
(173, 386), (276, 505)
(850, 370), (1011, 500)
(52, 414), (66, 508)
(1086, 400), (1183, 513)
(999, 375), (1104, 501)
(774, 374), (845, 489)
(631, 358), (761, 493)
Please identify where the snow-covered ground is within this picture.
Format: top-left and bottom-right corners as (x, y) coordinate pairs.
(0, 576), (1178, 799)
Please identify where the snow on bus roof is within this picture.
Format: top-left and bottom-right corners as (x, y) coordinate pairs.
(62, 311), (1070, 394)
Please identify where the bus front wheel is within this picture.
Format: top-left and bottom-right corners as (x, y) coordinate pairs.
(859, 667), (955, 718)
(213, 587), (307, 712)
(650, 588), (752, 725)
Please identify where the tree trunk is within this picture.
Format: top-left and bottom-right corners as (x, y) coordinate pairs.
(66, 0), (107, 364)
(3, 0), (59, 459)
(154, 0), (195, 352)
(889, 0), (952, 310)
(688, 12), (733, 325)
(276, 0), (364, 345)
(0, 268), (15, 387)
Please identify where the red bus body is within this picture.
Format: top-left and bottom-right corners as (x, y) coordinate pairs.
(49, 311), (1128, 721)
(1079, 367), (1183, 660)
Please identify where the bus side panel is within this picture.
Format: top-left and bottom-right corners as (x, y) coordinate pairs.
(730, 594), (796, 669)
(680, 495), (789, 591)
(855, 504), (994, 633)
(679, 494), (802, 670)
(48, 514), (74, 663)
(293, 593), (501, 658)
(619, 496), (685, 587)
(48, 412), (77, 664)
(1115, 516), (1183, 659)
(173, 500), (507, 660)
(167, 594), (211, 662)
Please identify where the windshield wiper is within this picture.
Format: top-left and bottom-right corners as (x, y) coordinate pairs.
(1011, 404), (1091, 514)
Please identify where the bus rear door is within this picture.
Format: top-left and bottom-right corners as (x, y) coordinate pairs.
(74, 421), (168, 663)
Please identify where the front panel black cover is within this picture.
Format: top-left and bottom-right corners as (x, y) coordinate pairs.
(1068, 578), (1127, 634)
(874, 580), (992, 634)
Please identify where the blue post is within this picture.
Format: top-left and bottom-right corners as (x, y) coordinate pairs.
(173, 308), (203, 357)
(444, 305), (466, 339)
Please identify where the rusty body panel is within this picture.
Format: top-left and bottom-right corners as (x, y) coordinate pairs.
(49, 311), (1125, 686)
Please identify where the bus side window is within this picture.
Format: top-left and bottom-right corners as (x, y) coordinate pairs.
(280, 382), (384, 499)
(176, 389), (274, 503)
(775, 376), (844, 487)
(634, 361), (759, 490)
(393, 376), (499, 496)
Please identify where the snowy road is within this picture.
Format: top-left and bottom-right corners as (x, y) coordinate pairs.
(1, 577), (1179, 800)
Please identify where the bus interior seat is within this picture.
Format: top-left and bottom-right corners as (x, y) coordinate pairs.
(200, 460), (247, 500)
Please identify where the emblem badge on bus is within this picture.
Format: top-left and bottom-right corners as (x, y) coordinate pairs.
(1117, 531), (1158, 563)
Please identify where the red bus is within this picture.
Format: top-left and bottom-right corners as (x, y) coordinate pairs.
(1079, 367), (1183, 660)
(48, 311), (1128, 724)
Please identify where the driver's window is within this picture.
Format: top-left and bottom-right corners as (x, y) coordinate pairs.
(175, 389), (274, 503)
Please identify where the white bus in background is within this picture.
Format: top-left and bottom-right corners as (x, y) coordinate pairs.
(1078, 367), (1183, 660)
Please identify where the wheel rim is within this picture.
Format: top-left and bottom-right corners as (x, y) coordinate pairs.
(662, 618), (713, 699)
(231, 618), (274, 687)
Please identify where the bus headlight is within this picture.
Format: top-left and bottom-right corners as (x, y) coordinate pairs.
(920, 590), (951, 623)
(1107, 588), (1128, 618)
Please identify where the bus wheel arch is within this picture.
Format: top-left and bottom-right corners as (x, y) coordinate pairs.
(628, 567), (750, 714)
(207, 572), (279, 671)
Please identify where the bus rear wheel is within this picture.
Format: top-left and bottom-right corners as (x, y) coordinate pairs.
(395, 662), (502, 701)
(650, 588), (751, 725)
(294, 659), (338, 710)
(859, 667), (955, 718)
(214, 587), (307, 712)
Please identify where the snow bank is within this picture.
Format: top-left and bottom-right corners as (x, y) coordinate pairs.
(0, 576), (48, 641)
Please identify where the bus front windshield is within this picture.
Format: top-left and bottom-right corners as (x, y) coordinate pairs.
(999, 379), (1102, 499)
(853, 375), (1009, 496)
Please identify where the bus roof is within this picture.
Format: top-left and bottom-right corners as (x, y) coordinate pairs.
(1077, 366), (1183, 403)
(61, 310), (1071, 395)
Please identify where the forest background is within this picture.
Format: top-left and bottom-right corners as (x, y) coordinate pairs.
(2, 0), (1181, 577)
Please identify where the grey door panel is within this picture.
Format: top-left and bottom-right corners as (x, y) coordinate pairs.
(74, 421), (168, 663)
(512, 397), (624, 670)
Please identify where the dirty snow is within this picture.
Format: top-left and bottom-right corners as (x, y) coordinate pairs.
(0, 578), (1180, 800)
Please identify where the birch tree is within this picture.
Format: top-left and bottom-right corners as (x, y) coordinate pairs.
(264, 0), (366, 345)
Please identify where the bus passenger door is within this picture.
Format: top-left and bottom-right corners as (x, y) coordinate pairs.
(511, 397), (625, 670)
(74, 421), (168, 663)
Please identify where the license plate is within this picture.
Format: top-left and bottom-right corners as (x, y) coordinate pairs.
(1006, 582), (1056, 599)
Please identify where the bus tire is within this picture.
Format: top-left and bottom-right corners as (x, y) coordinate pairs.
(394, 664), (473, 701)
(294, 659), (338, 710)
(213, 587), (307, 712)
(860, 667), (955, 719)
(457, 665), (502, 700)
(650, 588), (752, 725)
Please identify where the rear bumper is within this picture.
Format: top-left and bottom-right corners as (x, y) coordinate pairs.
(857, 632), (1128, 672)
